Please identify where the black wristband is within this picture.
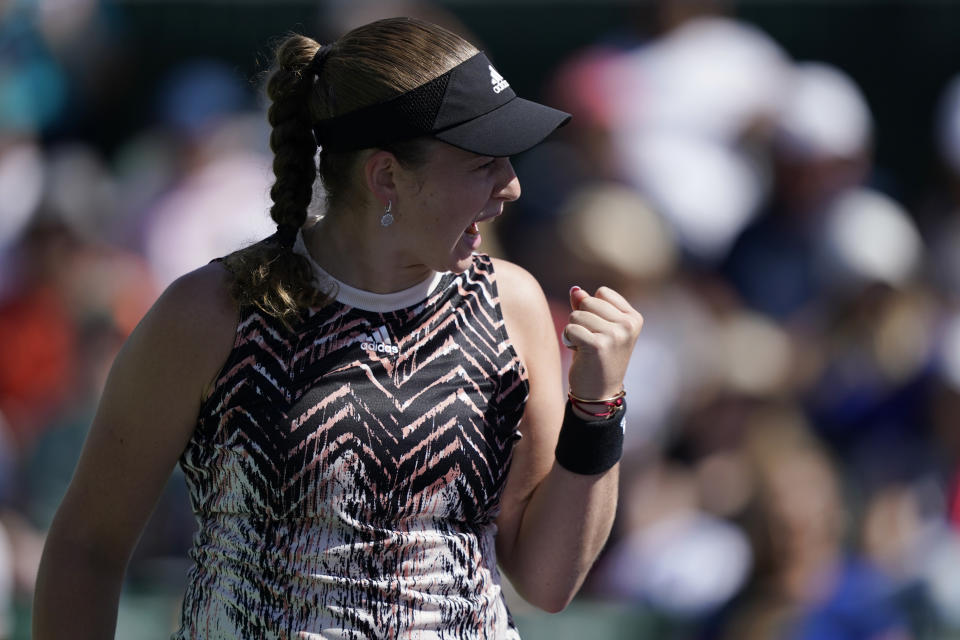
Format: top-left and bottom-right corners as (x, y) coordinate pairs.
(554, 400), (626, 475)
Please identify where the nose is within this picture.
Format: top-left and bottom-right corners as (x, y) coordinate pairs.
(494, 158), (521, 202)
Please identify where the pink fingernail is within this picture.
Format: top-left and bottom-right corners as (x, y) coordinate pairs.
(570, 285), (581, 295)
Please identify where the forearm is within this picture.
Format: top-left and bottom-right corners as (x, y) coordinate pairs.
(33, 531), (126, 639)
(503, 462), (619, 612)
(493, 272), (641, 612)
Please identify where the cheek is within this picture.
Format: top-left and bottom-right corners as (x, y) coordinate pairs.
(407, 193), (457, 238)
(413, 176), (495, 228)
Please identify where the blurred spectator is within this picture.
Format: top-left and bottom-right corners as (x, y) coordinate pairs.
(817, 189), (923, 296)
(0, 136), (159, 446)
(804, 281), (936, 491)
(140, 122), (276, 288)
(137, 61), (276, 287)
(722, 62), (875, 322)
(723, 409), (913, 640)
(502, 0), (790, 289)
(42, 144), (120, 245)
(0, 2), (69, 135)
(0, 222), (78, 446)
(858, 477), (956, 635)
(0, 139), (45, 294)
(591, 459), (753, 621)
(604, 8), (790, 263)
(926, 74), (960, 302)
(934, 312), (960, 537)
(919, 527), (960, 631)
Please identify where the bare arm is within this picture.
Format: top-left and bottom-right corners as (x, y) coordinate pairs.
(493, 259), (642, 613)
(32, 263), (237, 639)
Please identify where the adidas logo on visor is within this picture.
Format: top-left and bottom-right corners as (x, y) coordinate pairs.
(489, 65), (510, 94)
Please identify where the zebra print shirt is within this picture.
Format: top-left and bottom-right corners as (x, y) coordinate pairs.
(173, 246), (529, 639)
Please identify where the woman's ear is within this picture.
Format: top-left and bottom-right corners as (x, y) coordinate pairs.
(364, 150), (399, 208)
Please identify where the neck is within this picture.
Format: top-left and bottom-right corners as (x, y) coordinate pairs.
(302, 211), (435, 293)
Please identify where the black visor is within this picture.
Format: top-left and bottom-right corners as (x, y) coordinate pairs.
(313, 52), (571, 157)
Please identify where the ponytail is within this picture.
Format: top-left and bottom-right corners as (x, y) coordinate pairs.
(221, 34), (329, 325)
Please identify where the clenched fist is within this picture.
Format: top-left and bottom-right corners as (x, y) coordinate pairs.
(562, 285), (644, 403)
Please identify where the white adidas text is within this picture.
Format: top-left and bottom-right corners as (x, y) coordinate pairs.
(362, 326), (400, 355)
(489, 65), (509, 94)
(361, 341), (399, 355)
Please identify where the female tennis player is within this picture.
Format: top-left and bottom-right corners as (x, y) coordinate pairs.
(33, 17), (642, 639)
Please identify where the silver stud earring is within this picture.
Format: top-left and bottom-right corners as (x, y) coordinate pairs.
(380, 200), (394, 227)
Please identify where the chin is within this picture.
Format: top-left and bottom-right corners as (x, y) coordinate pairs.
(445, 254), (476, 274)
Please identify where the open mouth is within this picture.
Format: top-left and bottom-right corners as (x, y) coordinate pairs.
(465, 222), (480, 236)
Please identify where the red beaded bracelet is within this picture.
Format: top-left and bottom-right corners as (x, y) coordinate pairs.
(567, 389), (626, 419)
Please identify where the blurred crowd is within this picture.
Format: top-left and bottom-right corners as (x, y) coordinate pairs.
(3, 0), (960, 638)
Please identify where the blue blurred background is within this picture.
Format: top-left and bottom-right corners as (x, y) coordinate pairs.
(4, 0), (960, 638)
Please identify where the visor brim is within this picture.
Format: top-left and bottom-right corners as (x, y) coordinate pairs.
(434, 97), (571, 157)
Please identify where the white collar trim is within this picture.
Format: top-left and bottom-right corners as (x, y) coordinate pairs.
(293, 228), (445, 312)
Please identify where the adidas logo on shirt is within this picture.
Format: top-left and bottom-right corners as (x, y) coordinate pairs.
(361, 326), (400, 355)
(489, 65), (510, 94)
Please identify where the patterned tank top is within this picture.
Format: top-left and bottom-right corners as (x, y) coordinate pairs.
(173, 239), (529, 639)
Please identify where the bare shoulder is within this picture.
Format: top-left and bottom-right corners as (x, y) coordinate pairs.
(151, 261), (237, 333)
(490, 257), (560, 387)
(114, 260), (240, 410)
(141, 262), (238, 365)
(491, 257), (550, 321)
